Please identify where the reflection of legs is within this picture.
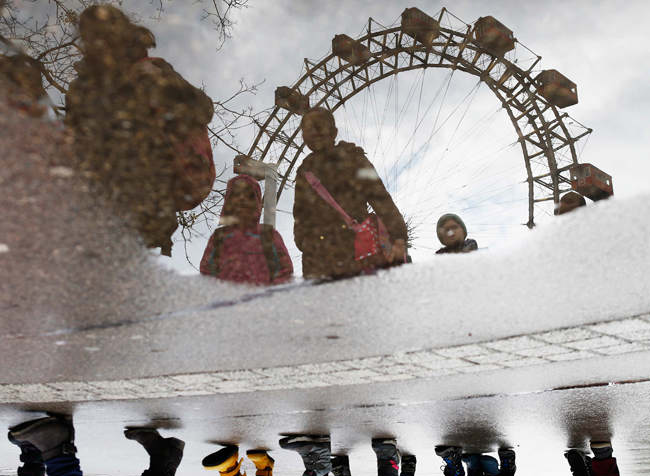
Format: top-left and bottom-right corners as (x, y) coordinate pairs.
(332, 455), (352, 476)
(461, 454), (481, 476)
(400, 455), (416, 476)
(8, 429), (45, 476)
(8, 416), (81, 476)
(461, 454), (498, 476)
(203, 446), (245, 476)
(247, 450), (275, 476)
(479, 456), (499, 476)
(372, 439), (400, 476)
(590, 442), (619, 476)
(279, 435), (332, 476)
(125, 428), (185, 476)
(435, 446), (464, 476)
(565, 449), (592, 476)
(497, 449), (516, 476)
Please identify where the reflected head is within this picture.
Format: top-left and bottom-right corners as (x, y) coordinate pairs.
(300, 107), (338, 152)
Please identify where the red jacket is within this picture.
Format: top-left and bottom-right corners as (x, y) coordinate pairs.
(200, 175), (293, 285)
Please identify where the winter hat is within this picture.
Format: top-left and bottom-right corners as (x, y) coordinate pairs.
(436, 213), (467, 241)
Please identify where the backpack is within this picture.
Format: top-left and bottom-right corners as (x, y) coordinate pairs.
(201, 225), (281, 284)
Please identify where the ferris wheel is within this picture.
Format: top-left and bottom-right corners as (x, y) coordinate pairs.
(236, 7), (611, 252)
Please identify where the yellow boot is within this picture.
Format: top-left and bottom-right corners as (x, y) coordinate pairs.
(247, 450), (274, 476)
(203, 445), (246, 476)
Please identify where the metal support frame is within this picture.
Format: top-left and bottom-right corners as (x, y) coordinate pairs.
(244, 8), (594, 228)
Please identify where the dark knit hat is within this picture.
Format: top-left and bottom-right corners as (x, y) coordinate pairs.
(436, 213), (467, 241)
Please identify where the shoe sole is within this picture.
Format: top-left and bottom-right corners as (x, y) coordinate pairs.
(124, 428), (161, 439)
(247, 449), (274, 462)
(590, 442), (612, 449)
(9, 417), (59, 440)
(279, 435), (330, 447)
(435, 446), (462, 457)
(203, 445), (239, 470)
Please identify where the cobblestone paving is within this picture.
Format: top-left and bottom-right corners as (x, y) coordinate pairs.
(3, 313), (650, 403)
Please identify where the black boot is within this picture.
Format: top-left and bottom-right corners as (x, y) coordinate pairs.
(435, 446), (465, 476)
(565, 450), (592, 476)
(401, 455), (416, 476)
(279, 435), (332, 476)
(332, 455), (352, 476)
(372, 439), (400, 476)
(125, 428), (185, 476)
(498, 448), (516, 476)
(8, 416), (76, 462)
(8, 430), (45, 476)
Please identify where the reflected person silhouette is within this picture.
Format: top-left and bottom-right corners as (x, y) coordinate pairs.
(435, 214), (478, 254)
(0, 52), (49, 118)
(293, 107), (408, 280)
(65, 5), (215, 256)
(8, 415), (81, 476)
(200, 174), (293, 285)
(565, 441), (619, 476)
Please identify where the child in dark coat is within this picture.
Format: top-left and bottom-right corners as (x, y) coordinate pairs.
(435, 214), (478, 254)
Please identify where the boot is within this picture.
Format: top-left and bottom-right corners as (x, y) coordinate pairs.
(203, 445), (244, 476)
(8, 429), (45, 476)
(124, 428), (185, 476)
(435, 446), (464, 476)
(279, 435), (332, 476)
(247, 450), (274, 476)
(498, 448), (516, 476)
(401, 455), (416, 476)
(565, 450), (592, 476)
(372, 439), (400, 476)
(331, 455), (352, 476)
(590, 442), (613, 460)
(8, 416), (76, 461)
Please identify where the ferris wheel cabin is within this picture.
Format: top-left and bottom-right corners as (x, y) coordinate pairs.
(332, 34), (371, 66)
(556, 191), (586, 215)
(570, 163), (613, 201)
(401, 7), (440, 47)
(472, 16), (515, 57)
(275, 86), (310, 115)
(535, 69), (578, 108)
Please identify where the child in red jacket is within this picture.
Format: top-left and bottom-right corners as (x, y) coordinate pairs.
(200, 175), (293, 285)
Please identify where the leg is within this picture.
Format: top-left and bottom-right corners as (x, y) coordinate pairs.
(461, 454), (481, 476)
(203, 446), (244, 476)
(497, 448), (516, 476)
(400, 455), (416, 476)
(124, 427), (184, 476)
(565, 449), (592, 476)
(279, 435), (332, 476)
(372, 439), (400, 476)
(332, 455), (352, 476)
(435, 446), (464, 476)
(590, 442), (619, 476)
(8, 415), (81, 476)
(8, 429), (45, 476)
(247, 450), (274, 476)
(479, 455), (499, 476)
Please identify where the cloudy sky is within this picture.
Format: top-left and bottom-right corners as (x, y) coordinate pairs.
(44, 0), (650, 274)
